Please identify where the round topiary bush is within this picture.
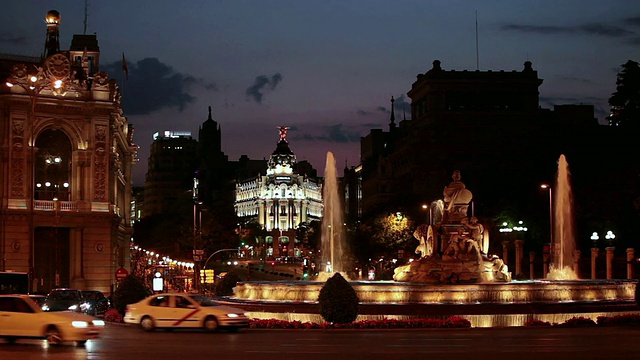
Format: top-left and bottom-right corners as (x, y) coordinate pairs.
(112, 275), (151, 315)
(318, 273), (359, 324)
(213, 271), (240, 297)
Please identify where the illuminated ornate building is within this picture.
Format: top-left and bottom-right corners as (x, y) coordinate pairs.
(0, 11), (136, 294)
(234, 127), (322, 258)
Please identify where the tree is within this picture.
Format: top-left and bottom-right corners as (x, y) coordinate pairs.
(608, 60), (640, 127)
(317, 273), (359, 323)
(112, 275), (151, 315)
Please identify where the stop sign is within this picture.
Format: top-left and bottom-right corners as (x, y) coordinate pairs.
(115, 267), (129, 281)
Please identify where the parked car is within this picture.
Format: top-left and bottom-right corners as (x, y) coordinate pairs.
(28, 294), (47, 307)
(42, 288), (86, 313)
(0, 294), (104, 346)
(124, 293), (249, 332)
(81, 290), (110, 316)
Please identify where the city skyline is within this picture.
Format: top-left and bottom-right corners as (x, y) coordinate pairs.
(2, 1), (639, 185)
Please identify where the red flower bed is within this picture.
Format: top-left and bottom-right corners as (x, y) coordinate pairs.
(249, 317), (471, 329)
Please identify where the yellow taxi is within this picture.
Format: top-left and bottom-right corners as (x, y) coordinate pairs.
(0, 294), (104, 346)
(124, 293), (249, 332)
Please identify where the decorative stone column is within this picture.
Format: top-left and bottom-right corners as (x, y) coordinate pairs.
(590, 247), (598, 279)
(573, 250), (581, 278)
(529, 251), (535, 280)
(502, 241), (509, 266)
(627, 248), (635, 279)
(515, 240), (524, 276)
(605, 247), (615, 279)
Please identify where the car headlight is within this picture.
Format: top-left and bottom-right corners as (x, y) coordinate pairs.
(81, 302), (91, 310)
(42, 305), (49, 311)
(72, 321), (89, 328)
(68, 304), (78, 311)
(227, 313), (240, 318)
(92, 320), (105, 326)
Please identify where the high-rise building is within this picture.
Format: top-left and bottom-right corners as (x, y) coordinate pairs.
(143, 130), (198, 216)
(0, 11), (136, 294)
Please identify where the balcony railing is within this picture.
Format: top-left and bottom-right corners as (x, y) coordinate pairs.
(34, 200), (77, 211)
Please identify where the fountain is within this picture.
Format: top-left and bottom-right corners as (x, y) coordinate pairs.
(230, 158), (638, 327)
(318, 151), (346, 277)
(547, 154), (578, 280)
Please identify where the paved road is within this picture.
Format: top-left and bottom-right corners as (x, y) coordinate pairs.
(1, 323), (639, 360)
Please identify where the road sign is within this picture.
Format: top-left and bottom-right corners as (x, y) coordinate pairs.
(115, 267), (129, 281)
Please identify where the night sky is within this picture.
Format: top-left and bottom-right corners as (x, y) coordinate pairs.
(2, 1), (639, 185)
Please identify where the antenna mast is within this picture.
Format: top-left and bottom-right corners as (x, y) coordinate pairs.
(475, 11), (479, 70)
(84, 0), (88, 34)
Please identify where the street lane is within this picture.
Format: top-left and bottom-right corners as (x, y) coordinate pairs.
(0, 323), (639, 359)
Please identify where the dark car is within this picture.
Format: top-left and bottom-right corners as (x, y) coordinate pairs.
(28, 294), (47, 308)
(81, 290), (110, 316)
(42, 288), (85, 313)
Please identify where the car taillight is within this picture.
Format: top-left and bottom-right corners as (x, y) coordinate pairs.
(125, 305), (130, 314)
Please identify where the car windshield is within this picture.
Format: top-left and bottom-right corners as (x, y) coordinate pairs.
(49, 290), (80, 300)
(188, 295), (220, 307)
(82, 291), (102, 300)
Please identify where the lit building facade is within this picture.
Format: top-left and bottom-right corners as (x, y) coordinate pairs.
(234, 127), (322, 258)
(0, 11), (137, 294)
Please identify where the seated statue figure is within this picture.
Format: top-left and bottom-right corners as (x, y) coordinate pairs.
(462, 216), (487, 254)
(414, 224), (435, 258)
(442, 170), (473, 222)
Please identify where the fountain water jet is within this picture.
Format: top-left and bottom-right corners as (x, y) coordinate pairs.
(317, 151), (347, 280)
(547, 154), (578, 280)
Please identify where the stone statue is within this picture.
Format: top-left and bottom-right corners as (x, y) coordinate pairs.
(414, 224), (435, 258)
(463, 216), (487, 254)
(442, 170), (473, 222)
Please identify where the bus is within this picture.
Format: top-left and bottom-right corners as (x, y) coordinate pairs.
(0, 271), (29, 294)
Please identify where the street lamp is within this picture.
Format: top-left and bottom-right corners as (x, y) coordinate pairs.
(540, 184), (553, 248)
(605, 230), (615, 246)
(591, 232), (599, 247)
(421, 204), (431, 225)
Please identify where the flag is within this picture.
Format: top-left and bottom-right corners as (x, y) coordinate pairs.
(122, 52), (128, 80)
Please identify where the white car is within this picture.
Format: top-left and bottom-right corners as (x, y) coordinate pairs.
(0, 294), (104, 346)
(124, 293), (249, 332)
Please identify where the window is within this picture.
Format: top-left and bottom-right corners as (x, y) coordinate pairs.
(149, 296), (169, 307)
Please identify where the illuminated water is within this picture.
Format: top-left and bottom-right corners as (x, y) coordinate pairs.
(548, 154), (578, 280)
(320, 151), (346, 274)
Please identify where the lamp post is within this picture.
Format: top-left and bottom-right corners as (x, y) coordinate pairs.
(605, 230), (616, 279)
(540, 184), (553, 250)
(590, 232), (599, 279)
(421, 204), (431, 225)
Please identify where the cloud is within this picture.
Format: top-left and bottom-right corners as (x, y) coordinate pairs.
(245, 73), (283, 104)
(377, 95), (411, 117)
(501, 24), (573, 34)
(0, 33), (28, 45)
(556, 75), (592, 83)
(357, 109), (371, 116)
(624, 16), (640, 27)
(101, 57), (212, 115)
(502, 21), (634, 38)
(579, 24), (633, 37)
(293, 124), (363, 143)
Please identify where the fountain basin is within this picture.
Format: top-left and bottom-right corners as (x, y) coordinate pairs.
(228, 279), (639, 327)
(233, 279), (637, 304)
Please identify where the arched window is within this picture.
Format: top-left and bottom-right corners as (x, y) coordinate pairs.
(34, 129), (72, 201)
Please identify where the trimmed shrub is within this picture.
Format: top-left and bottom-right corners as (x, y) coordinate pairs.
(112, 275), (151, 315)
(556, 316), (596, 327)
(318, 273), (359, 324)
(213, 271), (240, 297)
(524, 318), (552, 327)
